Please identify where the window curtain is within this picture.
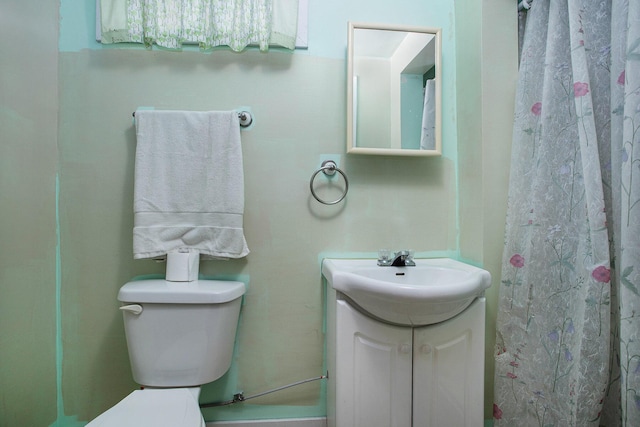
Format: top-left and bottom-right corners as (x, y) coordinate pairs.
(493, 0), (640, 425)
(100, 0), (298, 52)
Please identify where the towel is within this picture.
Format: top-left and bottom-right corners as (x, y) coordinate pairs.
(420, 79), (436, 150)
(133, 110), (249, 260)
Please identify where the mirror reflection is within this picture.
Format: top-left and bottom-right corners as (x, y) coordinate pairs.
(347, 22), (442, 156)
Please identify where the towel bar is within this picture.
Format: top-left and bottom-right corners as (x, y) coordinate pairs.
(132, 110), (253, 128)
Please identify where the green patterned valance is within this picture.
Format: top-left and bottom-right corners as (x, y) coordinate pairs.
(100, 0), (298, 52)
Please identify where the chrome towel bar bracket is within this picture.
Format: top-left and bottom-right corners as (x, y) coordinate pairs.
(237, 111), (253, 127)
(310, 160), (349, 205)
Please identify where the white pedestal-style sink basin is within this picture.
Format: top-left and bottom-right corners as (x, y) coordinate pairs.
(322, 258), (491, 325)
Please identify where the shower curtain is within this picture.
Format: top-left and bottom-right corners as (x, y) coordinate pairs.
(494, 1), (640, 425)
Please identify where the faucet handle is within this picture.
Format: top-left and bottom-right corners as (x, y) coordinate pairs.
(404, 250), (416, 266)
(377, 249), (392, 266)
(404, 249), (415, 263)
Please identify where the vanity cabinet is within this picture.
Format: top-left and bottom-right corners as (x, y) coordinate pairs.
(412, 298), (485, 426)
(326, 296), (485, 427)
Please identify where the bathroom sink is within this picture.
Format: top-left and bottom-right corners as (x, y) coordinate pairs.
(322, 258), (491, 325)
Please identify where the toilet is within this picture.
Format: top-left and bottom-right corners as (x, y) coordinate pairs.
(87, 277), (246, 427)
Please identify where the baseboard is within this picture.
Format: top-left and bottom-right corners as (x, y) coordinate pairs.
(207, 417), (327, 427)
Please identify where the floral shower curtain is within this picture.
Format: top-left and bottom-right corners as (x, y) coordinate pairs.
(494, 1), (640, 425)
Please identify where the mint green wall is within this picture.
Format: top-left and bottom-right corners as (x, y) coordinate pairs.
(0, 0), (517, 425)
(0, 2), (60, 426)
(60, 0), (449, 58)
(59, 0), (459, 162)
(455, 0), (517, 417)
(56, 1), (459, 424)
(400, 74), (424, 149)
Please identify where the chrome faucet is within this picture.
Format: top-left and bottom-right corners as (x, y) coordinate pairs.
(378, 250), (415, 267)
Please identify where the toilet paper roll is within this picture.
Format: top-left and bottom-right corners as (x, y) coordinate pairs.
(166, 251), (199, 282)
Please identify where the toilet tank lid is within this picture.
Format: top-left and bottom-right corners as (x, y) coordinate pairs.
(118, 279), (246, 304)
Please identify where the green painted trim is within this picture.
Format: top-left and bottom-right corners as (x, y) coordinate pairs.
(204, 404), (326, 422)
(50, 175), (86, 427)
(54, 173), (63, 422)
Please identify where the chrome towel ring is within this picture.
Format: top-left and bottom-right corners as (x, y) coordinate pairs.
(310, 160), (349, 205)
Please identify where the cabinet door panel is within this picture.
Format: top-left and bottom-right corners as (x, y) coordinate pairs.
(413, 298), (485, 427)
(336, 300), (413, 427)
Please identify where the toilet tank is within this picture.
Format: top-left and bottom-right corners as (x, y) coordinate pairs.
(118, 279), (245, 387)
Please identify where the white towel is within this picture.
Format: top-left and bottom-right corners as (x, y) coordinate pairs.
(133, 110), (249, 260)
(420, 79), (436, 150)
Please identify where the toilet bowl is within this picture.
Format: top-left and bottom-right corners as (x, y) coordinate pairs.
(87, 279), (246, 426)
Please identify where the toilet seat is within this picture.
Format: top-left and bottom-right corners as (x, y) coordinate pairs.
(87, 388), (205, 427)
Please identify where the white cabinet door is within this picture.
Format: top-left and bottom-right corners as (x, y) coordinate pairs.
(335, 300), (413, 427)
(412, 298), (485, 427)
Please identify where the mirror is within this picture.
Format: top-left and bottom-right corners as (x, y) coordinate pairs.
(347, 22), (442, 156)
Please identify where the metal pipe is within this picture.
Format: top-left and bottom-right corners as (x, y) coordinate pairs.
(199, 373), (329, 408)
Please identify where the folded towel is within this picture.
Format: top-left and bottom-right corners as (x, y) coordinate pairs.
(133, 110), (249, 260)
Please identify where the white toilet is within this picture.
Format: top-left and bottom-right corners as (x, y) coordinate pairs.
(87, 277), (246, 427)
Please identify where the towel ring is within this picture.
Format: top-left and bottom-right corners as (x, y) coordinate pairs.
(310, 160), (349, 205)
